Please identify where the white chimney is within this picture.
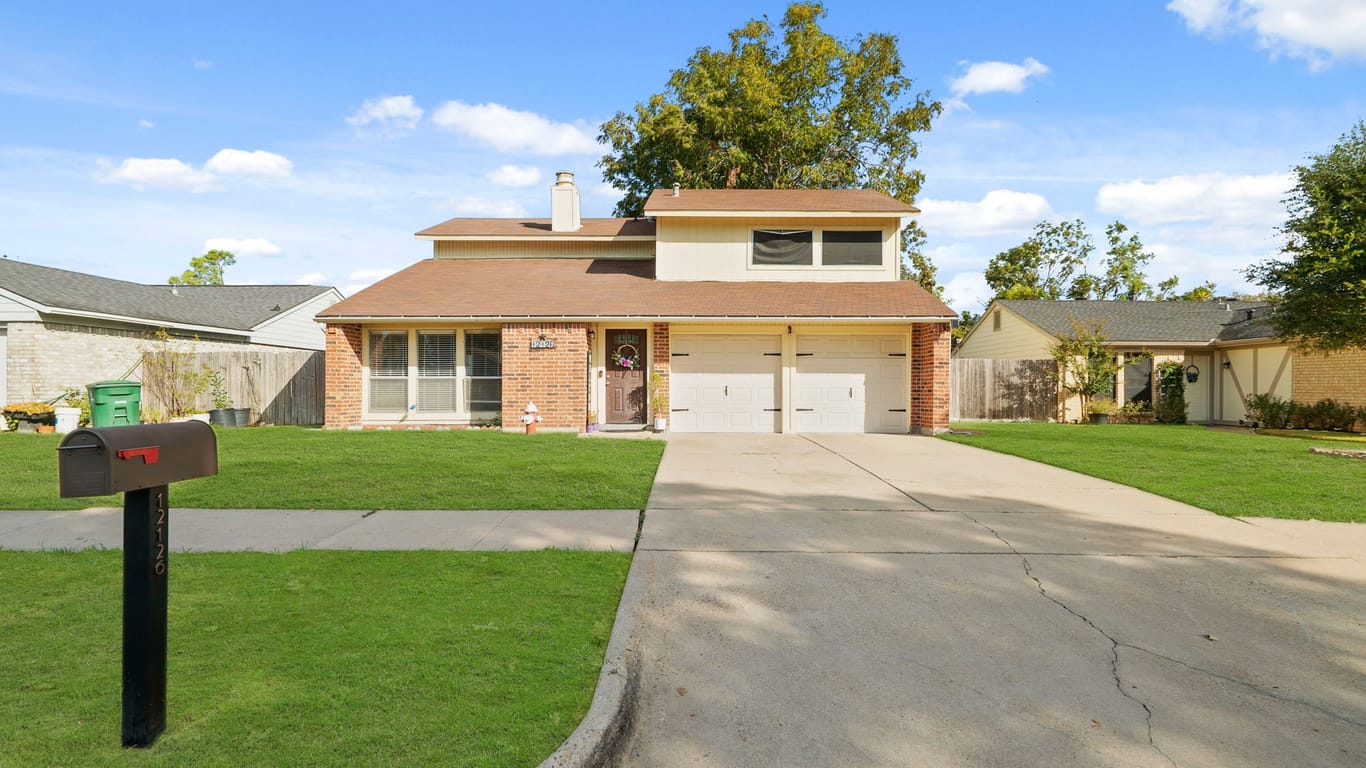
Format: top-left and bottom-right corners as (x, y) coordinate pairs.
(551, 170), (581, 232)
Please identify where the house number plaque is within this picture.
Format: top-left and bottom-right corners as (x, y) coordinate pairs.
(529, 338), (557, 350)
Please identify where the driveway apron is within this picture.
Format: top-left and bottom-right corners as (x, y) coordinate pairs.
(626, 433), (1366, 767)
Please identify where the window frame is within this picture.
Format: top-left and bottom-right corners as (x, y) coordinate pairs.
(748, 228), (887, 270)
(362, 326), (502, 422)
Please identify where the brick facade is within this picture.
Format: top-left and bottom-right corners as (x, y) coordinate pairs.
(910, 322), (951, 434)
(324, 323), (363, 428)
(501, 322), (589, 430)
(651, 322), (671, 420)
(1293, 347), (1366, 431)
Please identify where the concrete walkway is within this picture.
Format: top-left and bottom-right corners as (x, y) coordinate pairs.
(626, 433), (1366, 767)
(0, 508), (639, 552)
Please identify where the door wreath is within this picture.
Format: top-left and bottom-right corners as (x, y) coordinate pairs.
(612, 344), (640, 370)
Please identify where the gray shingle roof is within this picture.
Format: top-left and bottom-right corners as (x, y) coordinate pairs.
(0, 258), (335, 331)
(997, 300), (1277, 344)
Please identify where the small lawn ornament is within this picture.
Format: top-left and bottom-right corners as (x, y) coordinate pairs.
(522, 402), (541, 434)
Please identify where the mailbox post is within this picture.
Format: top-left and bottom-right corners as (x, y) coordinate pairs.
(56, 421), (218, 748)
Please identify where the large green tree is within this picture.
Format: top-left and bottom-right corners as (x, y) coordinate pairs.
(984, 219), (1092, 300)
(598, 2), (942, 293)
(1248, 120), (1366, 350)
(169, 249), (235, 285)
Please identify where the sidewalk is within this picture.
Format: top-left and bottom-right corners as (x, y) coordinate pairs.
(0, 508), (640, 552)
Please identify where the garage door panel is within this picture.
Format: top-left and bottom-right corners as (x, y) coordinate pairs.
(671, 335), (780, 433)
(796, 335), (906, 434)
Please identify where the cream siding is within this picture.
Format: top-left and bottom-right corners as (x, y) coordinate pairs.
(655, 216), (902, 282)
(252, 290), (343, 351)
(954, 306), (1056, 360)
(0, 290), (41, 322)
(1216, 345), (1292, 422)
(0, 325), (8, 407)
(1185, 353), (1214, 422)
(433, 241), (654, 260)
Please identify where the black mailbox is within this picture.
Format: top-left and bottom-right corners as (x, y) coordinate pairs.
(54, 421), (219, 748)
(57, 421), (217, 497)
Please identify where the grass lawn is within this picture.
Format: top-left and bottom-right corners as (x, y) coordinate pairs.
(1, 549), (630, 767)
(942, 422), (1365, 523)
(0, 428), (665, 510)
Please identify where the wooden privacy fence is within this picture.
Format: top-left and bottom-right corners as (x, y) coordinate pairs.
(139, 350), (325, 425)
(951, 358), (1057, 421)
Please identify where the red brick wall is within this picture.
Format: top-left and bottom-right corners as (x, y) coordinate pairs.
(501, 323), (589, 429)
(911, 322), (951, 434)
(1293, 347), (1366, 431)
(651, 323), (671, 420)
(324, 323), (363, 428)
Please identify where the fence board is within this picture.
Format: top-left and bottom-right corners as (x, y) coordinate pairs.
(951, 358), (1057, 421)
(139, 350), (324, 425)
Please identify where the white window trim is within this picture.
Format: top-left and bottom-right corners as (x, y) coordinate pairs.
(361, 326), (501, 423)
(748, 228), (889, 271)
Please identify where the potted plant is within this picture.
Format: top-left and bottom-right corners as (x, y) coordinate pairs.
(648, 372), (667, 432)
(3, 402), (56, 432)
(207, 369), (235, 426)
(1087, 398), (1117, 425)
(586, 409), (599, 433)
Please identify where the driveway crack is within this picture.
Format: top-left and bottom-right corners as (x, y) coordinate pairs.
(966, 512), (1178, 768)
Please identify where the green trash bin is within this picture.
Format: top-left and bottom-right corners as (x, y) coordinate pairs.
(87, 381), (142, 427)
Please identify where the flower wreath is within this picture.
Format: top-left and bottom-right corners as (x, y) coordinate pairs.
(612, 344), (640, 370)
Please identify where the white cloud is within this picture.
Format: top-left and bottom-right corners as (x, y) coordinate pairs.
(192, 58), (213, 70)
(205, 148), (293, 178)
(137, 119), (155, 130)
(447, 196), (528, 217)
(1168, 0), (1366, 67)
(98, 157), (217, 192)
(941, 271), (993, 313)
(344, 268), (396, 295)
(295, 271), (327, 285)
(346, 95), (424, 131)
(950, 58), (1050, 98)
(203, 237), (283, 257)
(487, 164), (541, 187)
(431, 101), (599, 155)
(1095, 172), (1292, 226)
(918, 190), (1053, 237)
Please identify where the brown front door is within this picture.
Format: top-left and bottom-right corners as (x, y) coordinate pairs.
(606, 329), (646, 423)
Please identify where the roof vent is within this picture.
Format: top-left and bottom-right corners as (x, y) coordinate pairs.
(672, 182), (680, 197)
(551, 170), (581, 232)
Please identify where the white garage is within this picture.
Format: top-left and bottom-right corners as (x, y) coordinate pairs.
(794, 335), (907, 433)
(669, 334), (781, 433)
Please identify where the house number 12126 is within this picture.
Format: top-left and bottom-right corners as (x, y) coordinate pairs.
(154, 492), (167, 576)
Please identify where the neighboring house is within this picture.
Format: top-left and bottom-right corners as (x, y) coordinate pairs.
(317, 172), (957, 434)
(956, 299), (1299, 423)
(0, 257), (342, 411)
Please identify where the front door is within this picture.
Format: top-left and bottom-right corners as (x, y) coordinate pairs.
(606, 329), (646, 423)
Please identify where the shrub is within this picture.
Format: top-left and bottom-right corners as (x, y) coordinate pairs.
(1243, 393), (1293, 429)
(1155, 361), (1187, 424)
(60, 387), (92, 427)
(1303, 398), (1357, 431)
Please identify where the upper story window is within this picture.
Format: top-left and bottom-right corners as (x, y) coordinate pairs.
(752, 230), (814, 265)
(750, 229), (883, 268)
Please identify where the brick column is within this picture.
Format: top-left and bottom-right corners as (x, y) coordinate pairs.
(911, 322), (951, 435)
(501, 322), (590, 430)
(651, 323), (670, 420)
(324, 324), (363, 429)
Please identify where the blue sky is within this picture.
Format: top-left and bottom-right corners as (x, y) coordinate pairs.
(2, 1), (1363, 311)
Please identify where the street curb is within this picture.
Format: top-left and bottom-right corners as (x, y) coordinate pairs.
(537, 551), (646, 768)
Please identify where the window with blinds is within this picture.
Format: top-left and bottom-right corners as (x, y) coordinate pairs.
(465, 331), (502, 418)
(822, 231), (883, 265)
(752, 230), (814, 265)
(417, 331), (457, 412)
(368, 331), (408, 412)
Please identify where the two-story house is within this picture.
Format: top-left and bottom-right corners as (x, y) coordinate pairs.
(317, 172), (955, 434)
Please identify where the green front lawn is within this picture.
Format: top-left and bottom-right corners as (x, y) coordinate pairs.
(0, 428), (665, 510)
(1, 549), (629, 767)
(942, 423), (1365, 523)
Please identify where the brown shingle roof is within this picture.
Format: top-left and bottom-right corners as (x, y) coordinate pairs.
(416, 218), (655, 238)
(317, 259), (953, 320)
(643, 188), (918, 214)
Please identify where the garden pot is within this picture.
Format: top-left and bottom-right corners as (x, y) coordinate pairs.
(54, 407), (82, 434)
(654, 417), (668, 432)
(586, 423), (598, 433)
(35, 424), (56, 434)
(232, 407), (251, 427)
(209, 408), (235, 426)
(1088, 413), (1109, 425)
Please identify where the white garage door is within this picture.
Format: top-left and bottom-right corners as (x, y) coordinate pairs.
(795, 335), (907, 433)
(670, 335), (780, 433)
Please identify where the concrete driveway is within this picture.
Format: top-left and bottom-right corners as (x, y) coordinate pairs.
(625, 433), (1366, 767)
